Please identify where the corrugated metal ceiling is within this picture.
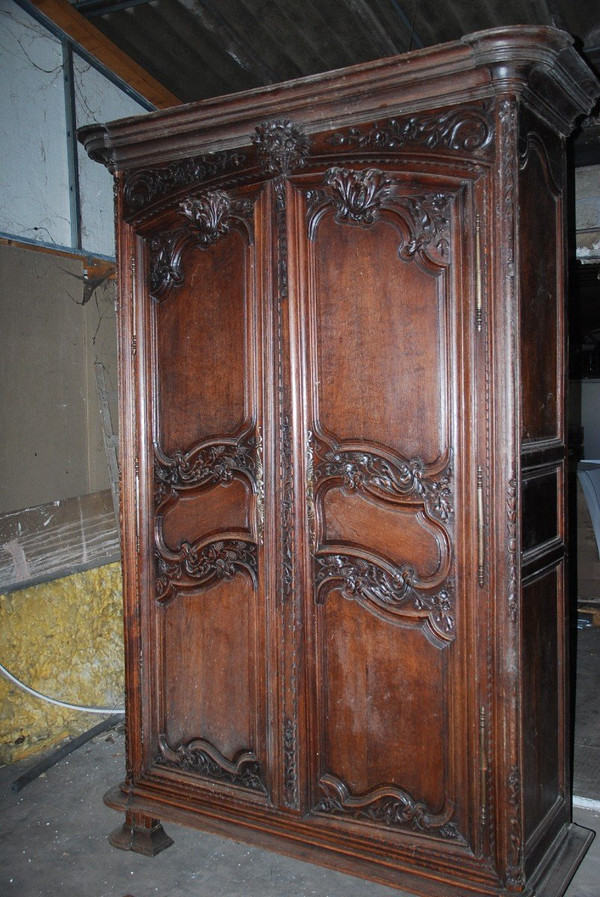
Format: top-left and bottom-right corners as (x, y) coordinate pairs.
(73, 0), (600, 105)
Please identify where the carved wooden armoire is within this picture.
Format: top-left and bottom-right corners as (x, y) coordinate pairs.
(80, 26), (599, 897)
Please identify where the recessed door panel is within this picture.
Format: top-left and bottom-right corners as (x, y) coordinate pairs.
(155, 231), (249, 454)
(317, 594), (449, 815)
(312, 214), (446, 463)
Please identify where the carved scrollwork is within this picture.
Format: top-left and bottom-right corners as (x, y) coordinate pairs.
(313, 438), (453, 522)
(148, 189), (253, 301)
(281, 415), (295, 601)
(154, 434), (261, 508)
(156, 538), (258, 602)
(315, 773), (460, 840)
(149, 230), (186, 300)
(400, 193), (452, 260)
(329, 105), (493, 153)
(123, 150), (245, 214)
(506, 765), (524, 887)
(507, 479), (518, 624)
(315, 553), (454, 639)
(252, 119), (310, 176)
(324, 167), (392, 226)
(307, 169), (452, 263)
(157, 734), (267, 794)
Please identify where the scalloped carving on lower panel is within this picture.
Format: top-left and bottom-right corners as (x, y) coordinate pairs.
(315, 551), (454, 642)
(314, 773), (462, 842)
(157, 734), (267, 794)
(156, 537), (258, 603)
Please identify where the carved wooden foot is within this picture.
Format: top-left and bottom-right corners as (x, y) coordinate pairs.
(109, 810), (173, 856)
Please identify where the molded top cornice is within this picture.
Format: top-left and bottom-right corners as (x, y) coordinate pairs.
(79, 26), (600, 172)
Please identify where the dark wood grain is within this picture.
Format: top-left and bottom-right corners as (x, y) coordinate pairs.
(81, 25), (599, 897)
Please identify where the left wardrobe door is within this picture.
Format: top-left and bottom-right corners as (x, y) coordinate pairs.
(123, 183), (275, 809)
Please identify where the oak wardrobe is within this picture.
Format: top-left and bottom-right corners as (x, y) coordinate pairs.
(80, 26), (599, 897)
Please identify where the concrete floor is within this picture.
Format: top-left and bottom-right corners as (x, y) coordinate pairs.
(1, 628), (599, 897)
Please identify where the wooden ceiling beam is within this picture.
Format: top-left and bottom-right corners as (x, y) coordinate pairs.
(30, 0), (182, 109)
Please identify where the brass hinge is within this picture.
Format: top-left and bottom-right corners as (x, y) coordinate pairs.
(477, 465), (485, 587)
(134, 456), (140, 554)
(306, 431), (316, 548)
(475, 214), (483, 333)
(480, 705), (488, 826)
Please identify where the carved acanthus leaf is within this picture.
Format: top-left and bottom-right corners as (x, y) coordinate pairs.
(123, 150), (245, 213)
(324, 167), (392, 225)
(315, 553), (454, 638)
(315, 774), (461, 840)
(329, 105), (493, 153)
(313, 440), (453, 521)
(157, 734), (266, 793)
(179, 190), (253, 247)
(283, 718), (298, 807)
(252, 119), (310, 176)
(156, 538), (257, 602)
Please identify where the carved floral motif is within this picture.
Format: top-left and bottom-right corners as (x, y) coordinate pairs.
(400, 193), (451, 259)
(157, 734), (266, 793)
(315, 774), (460, 840)
(252, 119), (310, 175)
(154, 435), (261, 507)
(506, 765), (524, 887)
(156, 538), (258, 602)
(313, 440), (453, 522)
(283, 718), (298, 807)
(315, 553), (454, 638)
(123, 150), (245, 213)
(329, 105), (493, 153)
(507, 479), (518, 623)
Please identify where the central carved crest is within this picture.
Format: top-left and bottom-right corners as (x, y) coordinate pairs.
(252, 119), (310, 175)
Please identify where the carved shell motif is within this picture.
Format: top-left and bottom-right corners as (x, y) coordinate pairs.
(179, 191), (232, 247)
(308, 168), (452, 262)
(324, 167), (392, 226)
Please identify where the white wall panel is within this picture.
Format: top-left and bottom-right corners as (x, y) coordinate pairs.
(74, 53), (146, 257)
(0, 0), (72, 246)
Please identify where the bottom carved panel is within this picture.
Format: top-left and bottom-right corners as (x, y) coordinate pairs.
(314, 773), (462, 841)
(157, 734), (267, 794)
